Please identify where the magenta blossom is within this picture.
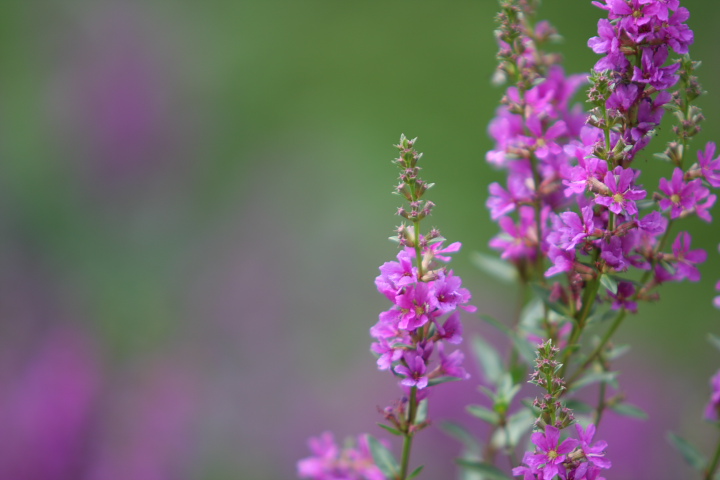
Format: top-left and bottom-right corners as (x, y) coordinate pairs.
(705, 370), (720, 421)
(524, 426), (579, 479)
(670, 231), (707, 282)
(594, 166), (646, 216)
(297, 432), (386, 480)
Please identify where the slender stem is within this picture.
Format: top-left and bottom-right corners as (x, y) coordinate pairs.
(593, 355), (610, 428)
(568, 309), (627, 387)
(399, 388), (418, 480)
(559, 271), (601, 378)
(705, 431), (720, 480)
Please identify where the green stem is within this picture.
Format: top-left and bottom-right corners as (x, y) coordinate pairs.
(593, 357), (610, 428)
(559, 271), (601, 378)
(412, 219), (423, 280)
(399, 388), (418, 480)
(705, 431), (720, 480)
(568, 309), (627, 387)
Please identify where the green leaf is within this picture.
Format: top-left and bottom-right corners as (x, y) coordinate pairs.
(427, 376), (464, 387)
(610, 402), (648, 420)
(408, 465), (425, 479)
(415, 399), (429, 424)
(531, 284), (571, 317)
(479, 314), (536, 364)
(439, 421), (481, 453)
(708, 333), (720, 353)
(564, 399), (594, 414)
(586, 308), (619, 325)
(569, 371), (619, 393)
(376, 423), (402, 436)
(599, 274), (618, 295)
(456, 459), (513, 480)
(667, 432), (707, 471)
(472, 335), (505, 387)
(520, 297), (544, 327)
(367, 436), (399, 478)
(471, 252), (517, 284)
(467, 405), (500, 425)
(605, 344), (631, 360)
(501, 408), (535, 447)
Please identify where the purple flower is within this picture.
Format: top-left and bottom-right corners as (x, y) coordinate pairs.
(433, 272), (475, 316)
(437, 343), (469, 380)
(670, 231), (707, 282)
(575, 423), (612, 473)
(594, 166), (646, 216)
(526, 115), (568, 160)
(705, 370), (720, 421)
(697, 142), (720, 188)
(545, 245), (576, 277)
(487, 175), (533, 220)
(435, 311), (463, 344)
(601, 236), (630, 272)
(297, 432), (387, 480)
(489, 207), (538, 261)
(394, 282), (436, 331)
(588, 18), (628, 71)
(394, 350), (429, 389)
(524, 426), (579, 480)
(714, 280), (720, 309)
(370, 338), (404, 371)
(607, 281), (637, 312)
(375, 251), (416, 301)
(631, 47), (680, 91)
(658, 167), (706, 219)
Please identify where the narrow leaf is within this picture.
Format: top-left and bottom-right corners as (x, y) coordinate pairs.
(610, 402), (648, 420)
(531, 284), (571, 317)
(376, 423), (402, 436)
(367, 436), (399, 478)
(502, 408), (535, 447)
(587, 308), (619, 325)
(415, 399), (429, 424)
(667, 432), (707, 471)
(456, 459), (513, 480)
(605, 344), (631, 360)
(472, 335), (504, 387)
(439, 421), (481, 453)
(599, 274), (618, 295)
(479, 314), (536, 364)
(467, 405), (500, 425)
(471, 252), (517, 284)
(564, 399), (594, 414)
(708, 333), (720, 353)
(569, 371), (619, 393)
(427, 376), (464, 387)
(408, 465), (425, 479)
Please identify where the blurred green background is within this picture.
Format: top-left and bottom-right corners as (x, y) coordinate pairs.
(1, 1), (719, 479)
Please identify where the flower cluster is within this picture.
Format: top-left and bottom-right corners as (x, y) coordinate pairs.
(486, 2), (588, 280)
(371, 136), (475, 396)
(523, 0), (715, 309)
(513, 424), (611, 480)
(529, 340), (574, 430)
(297, 432), (386, 480)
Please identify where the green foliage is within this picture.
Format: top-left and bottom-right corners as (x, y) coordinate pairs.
(456, 460), (514, 480)
(667, 432), (707, 471)
(367, 436), (399, 478)
(609, 402), (648, 420)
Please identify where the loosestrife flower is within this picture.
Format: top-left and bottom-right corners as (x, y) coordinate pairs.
(297, 432), (386, 480)
(370, 136), (475, 394)
(705, 370), (720, 421)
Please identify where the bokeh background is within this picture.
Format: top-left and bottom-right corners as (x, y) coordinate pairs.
(2, 1), (720, 479)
